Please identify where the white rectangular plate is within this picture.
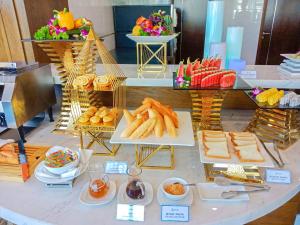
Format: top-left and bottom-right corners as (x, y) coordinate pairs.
(126, 33), (178, 43)
(110, 111), (195, 146)
(197, 183), (249, 202)
(197, 131), (274, 167)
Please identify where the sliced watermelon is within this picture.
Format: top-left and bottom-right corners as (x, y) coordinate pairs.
(193, 60), (201, 70)
(192, 67), (218, 74)
(220, 73), (236, 88)
(186, 63), (193, 76)
(201, 72), (223, 87)
(177, 63), (184, 77)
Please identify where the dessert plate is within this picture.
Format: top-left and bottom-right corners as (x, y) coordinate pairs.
(117, 182), (153, 206)
(34, 149), (93, 184)
(197, 183), (249, 202)
(157, 183), (193, 206)
(79, 181), (116, 206)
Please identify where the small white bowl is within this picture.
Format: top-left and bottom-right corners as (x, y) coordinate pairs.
(44, 146), (80, 175)
(161, 177), (189, 201)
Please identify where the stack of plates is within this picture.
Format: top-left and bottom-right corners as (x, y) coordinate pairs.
(279, 54), (300, 76)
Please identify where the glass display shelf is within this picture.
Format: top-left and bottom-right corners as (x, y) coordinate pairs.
(244, 90), (300, 109)
(173, 73), (252, 90)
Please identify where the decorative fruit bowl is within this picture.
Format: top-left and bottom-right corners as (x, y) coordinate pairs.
(34, 8), (92, 40)
(126, 33), (178, 43)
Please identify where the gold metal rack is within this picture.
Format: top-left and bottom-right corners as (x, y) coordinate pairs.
(247, 109), (300, 150)
(135, 144), (175, 170)
(189, 90), (228, 132)
(136, 42), (167, 74)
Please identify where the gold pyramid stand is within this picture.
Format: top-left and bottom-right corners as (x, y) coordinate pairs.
(247, 109), (300, 150)
(68, 28), (126, 156)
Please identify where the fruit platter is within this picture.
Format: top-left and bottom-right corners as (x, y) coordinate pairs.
(245, 88), (300, 109)
(173, 57), (250, 90)
(127, 10), (178, 43)
(33, 8), (92, 40)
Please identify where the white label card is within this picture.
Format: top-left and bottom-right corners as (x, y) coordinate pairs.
(105, 161), (128, 174)
(266, 169), (291, 184)
(116, 204), (144, 222)
(161, 205), (189, 222)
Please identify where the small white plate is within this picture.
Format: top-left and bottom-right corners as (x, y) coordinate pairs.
(157, 183), (193, 206)
(197, 183), (249, 202)
(117, 182), (153, 206)
(79, 181), (116, 206)
(34, 149), (93, 184)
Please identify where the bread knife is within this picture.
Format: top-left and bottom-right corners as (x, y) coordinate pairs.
(18, 140), (29, 180)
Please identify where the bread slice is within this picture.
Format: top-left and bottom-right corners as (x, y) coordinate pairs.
(203, 140), (230, 159)
(232, 139), (257, 146)
(204, 136), (227, 142)
(232, 136), (256, 141)
(230, 132), (254, 137)
(236, 149), (264, 162)
(204, 141), (228, 150)
(234, 144), (258, 152)
(205, 148), (230, 159)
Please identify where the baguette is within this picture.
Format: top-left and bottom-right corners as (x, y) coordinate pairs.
(121, 118), (143, 138)
(164, 115), (176, 137)
(141, 118), (157, 138)
(133, 103), (151, 116)
(123, 109), (134, 125)
(130, 118), (155, 139)
(148, 108), (157, 118)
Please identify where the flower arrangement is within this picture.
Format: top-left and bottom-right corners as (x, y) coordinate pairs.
(132, 10), (173, 36)
(34, 8), (92, 40)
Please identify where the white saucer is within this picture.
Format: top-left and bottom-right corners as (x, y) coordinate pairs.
(79, 181), (116, 206)
(117, 182), (153, 206)
(197, 183), (249, 202)
(157, 183), (193, 206)
(34, 149), (93, 184)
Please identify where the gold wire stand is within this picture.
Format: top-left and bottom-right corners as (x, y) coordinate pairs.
(246, 109), (300, 150)
(189, 90), (227, 132)
(204, 163), (264, 184)
(136, 42), (167, 74)
(135, 145), (175, 170)
(79, 131), (120, 156)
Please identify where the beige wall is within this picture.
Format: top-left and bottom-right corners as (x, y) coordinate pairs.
(68, 0), (115, 51)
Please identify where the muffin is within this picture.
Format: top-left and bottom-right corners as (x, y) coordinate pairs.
(78, 116), (90, 125)
(103, 114), (114, 126)
(90, 115), (101, 126)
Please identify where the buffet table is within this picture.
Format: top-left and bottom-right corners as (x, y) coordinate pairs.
(0, 121), (300, 225)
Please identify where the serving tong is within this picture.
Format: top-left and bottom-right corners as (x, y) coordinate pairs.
(214, 177), (271, 199)
(261, 140), (285, 168)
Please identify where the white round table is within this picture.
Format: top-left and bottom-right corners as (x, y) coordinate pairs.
(0, 125), (300, 225)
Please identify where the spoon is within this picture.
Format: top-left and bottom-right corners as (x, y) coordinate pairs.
(173, 182), (196, 186)
(221, 187), (270, 199)
(214, 177), (270, 189)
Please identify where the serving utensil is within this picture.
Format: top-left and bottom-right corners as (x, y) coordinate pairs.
(273, 141), (285, 168)
(221, 187), (270, 199)
(173, 182), (196, 186)
(261, 141), (282, 168)
(214, 177), (269, 189)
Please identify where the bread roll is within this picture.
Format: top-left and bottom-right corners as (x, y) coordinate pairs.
(121, 118), (143, 138)
(90, 116), (101, 125)
(99, 109), (109, 118)
(103, 115), (114, 123)
(154, 119), (163, 137)
(141, 118), (156, 138)
(130, 118), (155, 139)
(79, 116), (90, 125)
(123, 109), (134, 125)
(164, 115), (176, 137)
